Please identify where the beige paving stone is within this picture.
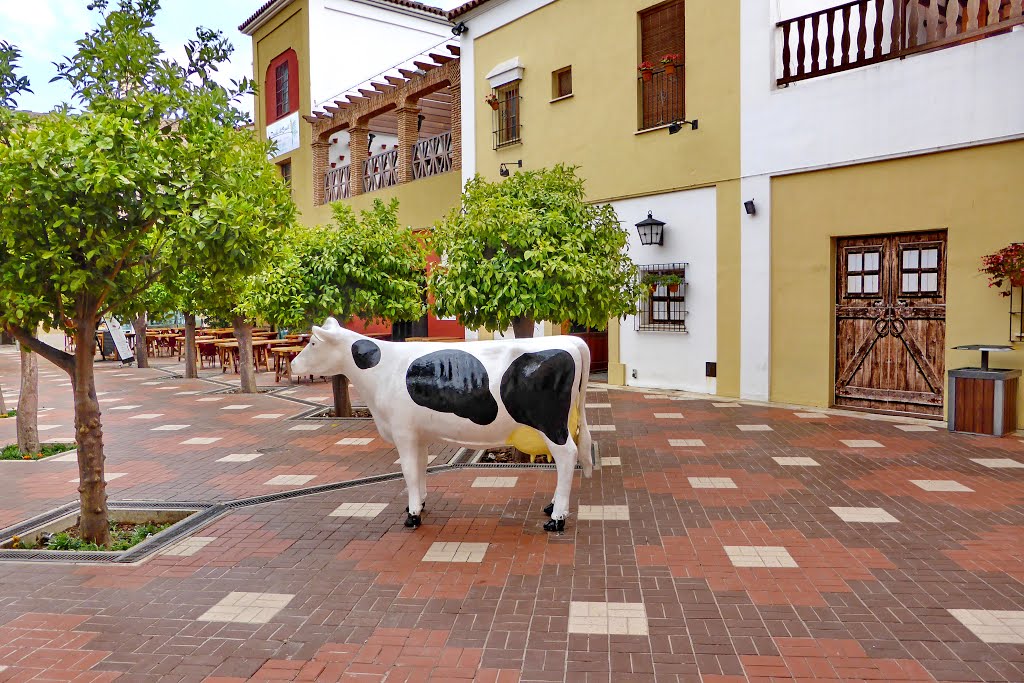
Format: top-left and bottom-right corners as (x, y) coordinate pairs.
(724, 545), (798, 568)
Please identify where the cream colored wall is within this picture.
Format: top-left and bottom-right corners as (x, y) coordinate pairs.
(471, 0), (742, 387)
(252, 1), (314, 219)
(771, 140), (1024, 423)
(472, 0), (740, 202)
(306, 170), (463, 229)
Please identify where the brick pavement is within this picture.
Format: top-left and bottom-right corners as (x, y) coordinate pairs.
(1, 345), (1024, 681)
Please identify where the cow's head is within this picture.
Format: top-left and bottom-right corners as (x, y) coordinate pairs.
(290, 317), (359, 377)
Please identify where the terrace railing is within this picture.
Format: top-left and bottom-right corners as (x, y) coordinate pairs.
(777, 0), (1024, 86)
(363, 148), (399, 193)
(412, 132), (453, 180)
(324, 164), (351, 202)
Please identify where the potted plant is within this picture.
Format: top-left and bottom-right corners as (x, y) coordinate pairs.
(980, 242), (1024, 296)
(638, 61), (655, 82)
(641, 272), (684, 294)
(661, 53), (682, 76)
(485, 93), (500, 110)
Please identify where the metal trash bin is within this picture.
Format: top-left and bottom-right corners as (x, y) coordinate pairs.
(948, 345), (1020, 437)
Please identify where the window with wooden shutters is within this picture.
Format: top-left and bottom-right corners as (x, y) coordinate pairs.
(492, 81), (521, 149)
(552, 66), (572, 99)
(275, 62), (290, 119)
(638, 0), (685, 130)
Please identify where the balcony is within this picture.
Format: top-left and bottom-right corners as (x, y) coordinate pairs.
(307, 44), (461, 206)
(777, 0), (1024, 86)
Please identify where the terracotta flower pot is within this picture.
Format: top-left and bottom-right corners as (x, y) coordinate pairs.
(488, 100), (500, 110)
(641, 70), (653, 83)
(664, 63), (676, 76)
(668, 283), (679, 293)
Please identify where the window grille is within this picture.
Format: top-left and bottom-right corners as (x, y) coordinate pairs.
(636, 263), (688, 332)
(844, 247), (882, 297)
(275, 62), (290, 119)
(492, 82), (521, 149)
(899, 243), (942, 296)
(638, 0), (685, 130)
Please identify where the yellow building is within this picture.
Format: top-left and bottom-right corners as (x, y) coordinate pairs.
(454, 0), (743, 396)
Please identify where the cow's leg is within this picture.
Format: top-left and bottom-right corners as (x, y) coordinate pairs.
(396, 438), (425, 528)
(544, 438), (578, 532)
(417, 447), (430, 509)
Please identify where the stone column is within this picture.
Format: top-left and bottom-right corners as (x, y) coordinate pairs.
(312, 138), (330, 206)
(348, 125), (369, 196)
(448, 82), (462, 171)
(396, 103), (421, 185)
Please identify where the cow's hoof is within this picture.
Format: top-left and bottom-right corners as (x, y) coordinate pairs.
(543, 518), (566, 532)
(542, 502), (555, 517)
(404, 513), (422, 528)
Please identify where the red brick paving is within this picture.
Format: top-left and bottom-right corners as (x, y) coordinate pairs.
(1, 348), (1024, 681)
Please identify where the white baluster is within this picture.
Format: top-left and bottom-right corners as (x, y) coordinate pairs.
(1013, 0), (1023, 19)
(925, 0), (939, 42)
(988, 0), (1001, 26)
(906, 0), (920, 46)
(945, 0), (961, 36)
(967, 0), (980, 29)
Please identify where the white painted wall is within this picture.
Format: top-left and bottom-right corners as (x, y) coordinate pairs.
(741, 0), (1024, 178)
(617, 187), (718, 394)
(308, 0), (452, 109)
(738, 0), (1024, 400)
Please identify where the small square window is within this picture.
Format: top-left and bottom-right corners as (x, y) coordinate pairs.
(279, 161), (292, 186)
(552, 67), (572, 99)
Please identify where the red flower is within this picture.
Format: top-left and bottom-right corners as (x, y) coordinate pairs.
(980, 242), (1024, 296)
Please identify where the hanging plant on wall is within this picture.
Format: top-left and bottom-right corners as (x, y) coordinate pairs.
(980, 242), (1024, 296)
(485, 93), (500, 110)
(661, 53), (681, 76)
(638, 61), (655, 82)
(641, 272), (683, 294)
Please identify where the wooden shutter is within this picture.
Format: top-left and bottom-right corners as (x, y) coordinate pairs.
(639, 0), (685, 129)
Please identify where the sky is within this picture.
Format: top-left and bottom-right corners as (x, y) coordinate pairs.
(0, 0), (466, 116)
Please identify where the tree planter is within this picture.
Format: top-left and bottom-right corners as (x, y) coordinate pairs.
(1, 508), (192, 552)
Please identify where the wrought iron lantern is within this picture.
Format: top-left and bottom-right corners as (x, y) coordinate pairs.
(635, 211), (665, 246)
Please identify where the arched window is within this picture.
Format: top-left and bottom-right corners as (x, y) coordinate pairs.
(265, 49), (299, 123)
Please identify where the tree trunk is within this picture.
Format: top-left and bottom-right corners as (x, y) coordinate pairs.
(0, 380), (6, 414)
(184, 313), (198, 379)
(234, 316), (257, 394)
(72, 309), (112, 547)
(332, 374), (352, 418)
(512, 316), (536, 338)
(133, 312), (149, 369)
(17, 342), (39, 455)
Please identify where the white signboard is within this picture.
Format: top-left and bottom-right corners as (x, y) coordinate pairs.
(103, 315), (135, 364)
(266, 111), (300, 159)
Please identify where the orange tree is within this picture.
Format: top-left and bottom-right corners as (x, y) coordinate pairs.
(0, 2), (294, 546)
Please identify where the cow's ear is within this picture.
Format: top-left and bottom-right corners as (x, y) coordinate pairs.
(323, 316), (342, 330)
(313, 324), (344, 342)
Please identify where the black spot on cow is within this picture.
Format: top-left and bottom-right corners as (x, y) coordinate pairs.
(500, 350), (576, 445)
(352, 339), (381, 369)
(405, 350), (499, 425)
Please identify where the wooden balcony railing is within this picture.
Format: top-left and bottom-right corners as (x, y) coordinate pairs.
(778, 0), (1024, 86)
(412, 132), (453, 180)
(324, 164), (351, 202)
(363, 148), (399, 193)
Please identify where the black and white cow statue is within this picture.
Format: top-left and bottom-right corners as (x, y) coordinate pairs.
(289, 317), (595, 531)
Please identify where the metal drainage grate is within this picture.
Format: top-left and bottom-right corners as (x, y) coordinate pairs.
(289, 405), (373, 421)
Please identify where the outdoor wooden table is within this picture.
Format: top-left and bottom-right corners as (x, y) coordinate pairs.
(272, 345), (309, 383)
(214, 339), (277, 373)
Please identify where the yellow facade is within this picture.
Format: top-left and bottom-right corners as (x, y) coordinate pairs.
(250, 0), (461, 231)
(471, 0), (742, 394)
(771, 140), (1024, 423)
(251, 0), (313, 219)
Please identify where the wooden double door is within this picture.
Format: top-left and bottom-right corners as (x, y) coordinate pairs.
(835, 231), (947, 417)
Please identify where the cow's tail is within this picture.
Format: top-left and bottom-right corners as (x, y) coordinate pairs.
(575, 340), (595, 477)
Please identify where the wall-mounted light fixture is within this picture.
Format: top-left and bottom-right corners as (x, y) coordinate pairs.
(499, 160), (523, 177)
(451, 21), (468, 36)
(668, 119), (698, 134)
(744, 199), (757, 216)
(635, 211), (666, 246)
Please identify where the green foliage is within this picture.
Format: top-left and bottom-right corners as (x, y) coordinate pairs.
(641, 272), (684, 289)
(42, 521), (169, 552)
(430, 165), (643, 332)
(0, 442), (76, 460)
(246, 199), (427, 329)
(0, 0), (288, 338)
